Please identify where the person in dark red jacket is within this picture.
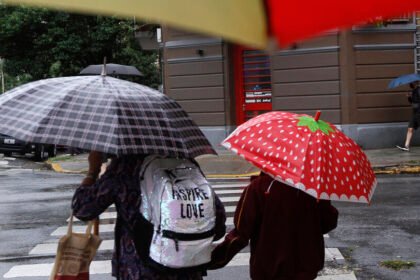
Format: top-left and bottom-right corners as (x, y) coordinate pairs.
(210, 172), (338, 280)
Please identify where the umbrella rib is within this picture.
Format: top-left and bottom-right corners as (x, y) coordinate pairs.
(32, 77), (92, 145)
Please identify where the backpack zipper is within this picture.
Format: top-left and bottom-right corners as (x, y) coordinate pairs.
(162, 228), (215, 251)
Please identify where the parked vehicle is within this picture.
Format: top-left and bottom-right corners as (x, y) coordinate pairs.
(0, 133), (56, 161)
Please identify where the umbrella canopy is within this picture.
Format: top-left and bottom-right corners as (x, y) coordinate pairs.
(80, 63), (143, 76)
(4, 0), (420, 48)
(388, 73), (420, 89)
(0, 76), (216, 158)
(222, 111), (377, 203)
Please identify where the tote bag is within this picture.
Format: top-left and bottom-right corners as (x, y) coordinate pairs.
(49, 215), (102, 280)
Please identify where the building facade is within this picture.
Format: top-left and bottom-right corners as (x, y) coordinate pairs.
(161, 14), (420, 149)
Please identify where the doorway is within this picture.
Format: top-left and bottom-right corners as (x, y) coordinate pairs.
(234, 46), (272, 124)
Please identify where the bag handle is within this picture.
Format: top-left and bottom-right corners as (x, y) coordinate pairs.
(85, 220), (94, 235)
(67, 214), (74, 235)
(67, 213), (99, 236)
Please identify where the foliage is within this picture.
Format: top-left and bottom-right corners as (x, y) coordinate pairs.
(0, 5), (161, 91)
(297, 116), (334, 135)
(380, 260), (416, 271)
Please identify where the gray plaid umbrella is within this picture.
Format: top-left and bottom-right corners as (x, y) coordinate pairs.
(0, 76), (216, 158)
(80, 63), (143, 76)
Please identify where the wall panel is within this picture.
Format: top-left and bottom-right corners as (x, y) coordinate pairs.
(163, 27), (228, 126)
(353, 29), (415, 124)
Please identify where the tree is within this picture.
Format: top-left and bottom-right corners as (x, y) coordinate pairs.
(0, 5), (161, 91)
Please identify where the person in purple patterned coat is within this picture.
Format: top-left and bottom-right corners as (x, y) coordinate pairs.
(72, 151), (226, 280)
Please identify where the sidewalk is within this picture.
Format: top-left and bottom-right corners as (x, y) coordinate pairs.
(46, 147), (420, 177)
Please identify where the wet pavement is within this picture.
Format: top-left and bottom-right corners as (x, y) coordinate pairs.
(39, 147), (420, 177)
(2, 149), (420, 279)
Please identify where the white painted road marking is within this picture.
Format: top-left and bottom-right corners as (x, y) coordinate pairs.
(51, 224), (115, 236)
(4, 261), (111, 278)
(28, 236), (343, 262)
(211, 183), (246, 189)
(68, 212), (116, 222)
(4, 253), (354, 278)
(3, 181), (350, 279)
(325, 247), (345, 263)
(29, 240), (114, 255)
(213, 189), (243, 194)
(71, 208), (236, 223)
(73, 188), (241, 221)
(316, 272), (357, 280)
(220, 196), (240, 203)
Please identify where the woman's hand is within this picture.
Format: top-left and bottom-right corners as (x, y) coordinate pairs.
(81, 151), (103, 185)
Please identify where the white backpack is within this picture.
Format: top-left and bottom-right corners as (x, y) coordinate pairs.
(138, 155), (216, 269)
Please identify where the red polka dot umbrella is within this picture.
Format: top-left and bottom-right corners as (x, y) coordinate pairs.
(222, 111), (377, 203)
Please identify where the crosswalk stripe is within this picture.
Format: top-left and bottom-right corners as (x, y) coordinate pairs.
(51, 222), (329, 238)
(224, 206), (236, 213)
(51, 224), (115, 236)
(71, 206), (238, 223)
(4, 263), (53, 278)
(0, 168), (33, 175)
(325, 247), (345, 263)
(101, 190), (240, 211)
(4, 250), (349, 278)
(316, 272), (357, 280)
(28, 236), (343, 262)
(68, 212), (117, 221)
(5, 180), (349, 279)
(3, 261), (111, 278)
(220, 196), (240, 203)
(211, 183), (246, 189)
(105, 190), (240, 206)
(214, 189), (244, 194)
(29, 240), (114, 255)
(226, 252), (250, 266)
(69, 215), (328, 239)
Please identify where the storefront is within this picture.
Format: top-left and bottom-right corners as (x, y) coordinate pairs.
(161, 13), (419, 149)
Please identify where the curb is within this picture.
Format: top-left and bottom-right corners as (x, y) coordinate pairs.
(372, 166), (420, 175)
(45, 161), (87, 174)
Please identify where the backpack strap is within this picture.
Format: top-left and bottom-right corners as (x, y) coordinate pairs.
(190, 158), (207, 178)
(138, 155), (160, 181)
(138, 155), (162, 223)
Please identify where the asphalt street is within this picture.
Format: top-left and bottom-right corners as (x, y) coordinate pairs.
(1, 157), (420, 279)
(331, 174), (420, 280)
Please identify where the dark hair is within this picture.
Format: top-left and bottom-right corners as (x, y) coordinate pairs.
(106, 154), (147, 176)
